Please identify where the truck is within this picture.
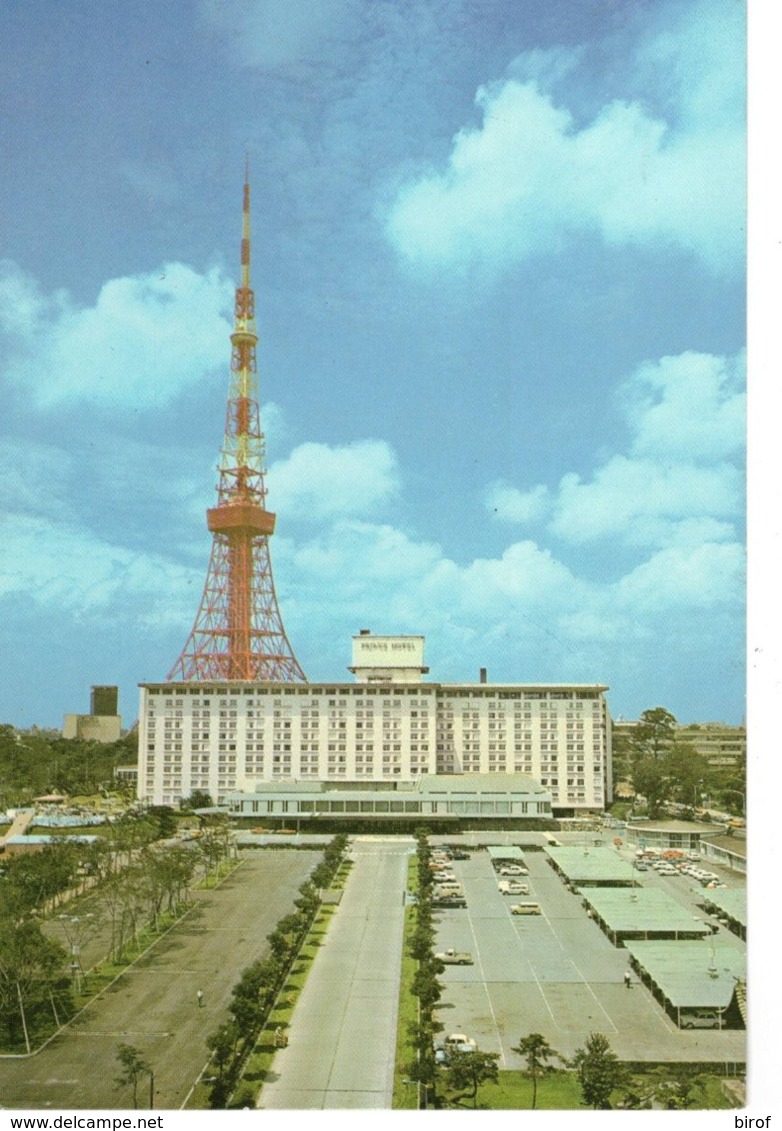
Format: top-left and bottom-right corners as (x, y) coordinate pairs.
(435, 948), (474, 965)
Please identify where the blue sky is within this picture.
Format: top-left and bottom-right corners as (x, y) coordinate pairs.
(1, 0), (748, 729)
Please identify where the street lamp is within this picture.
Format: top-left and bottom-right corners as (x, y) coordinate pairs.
(58, 914), (95, 991)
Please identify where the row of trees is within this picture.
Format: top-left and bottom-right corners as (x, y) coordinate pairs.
(205, 834), (350, 1108)
(515, 1030), (707, 1110)
(404, 831), (501, 1108)
(405, 829), (446, 1107)
(0, 812), (233, 1052)
(613, 707), (745, 818)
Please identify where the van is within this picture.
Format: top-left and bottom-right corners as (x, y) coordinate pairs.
(510, 902), (542, 915)
(435, 882), (463, 896)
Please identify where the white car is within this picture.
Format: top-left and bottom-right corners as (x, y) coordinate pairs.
(498, 864), (527, 876)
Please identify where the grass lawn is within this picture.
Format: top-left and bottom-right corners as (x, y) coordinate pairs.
(446, 1069), (736, 1111)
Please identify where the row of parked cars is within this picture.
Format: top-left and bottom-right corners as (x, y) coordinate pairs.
(430, 845), (469, 907)
(634, 851), (727, 888)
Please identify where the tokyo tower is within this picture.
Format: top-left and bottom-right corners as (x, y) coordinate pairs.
(167, 172), (307, 683)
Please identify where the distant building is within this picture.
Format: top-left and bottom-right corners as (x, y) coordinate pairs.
(137, 632), (612, 815)
(612, 718), (745, 769)
(675, 722), (746, 769)
(63, 684), (122, 743)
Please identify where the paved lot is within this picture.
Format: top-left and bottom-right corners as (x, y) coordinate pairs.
(432, 847), (747, 1064)
(259, 837), (411, 1109)
(0, 851), (319, 1109)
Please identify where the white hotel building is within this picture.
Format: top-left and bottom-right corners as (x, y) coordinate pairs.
(137, 632), (612, 816)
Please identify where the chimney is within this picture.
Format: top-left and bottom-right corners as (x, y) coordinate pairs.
(360, 628), (371, 636)
(479, 667), (487, 684)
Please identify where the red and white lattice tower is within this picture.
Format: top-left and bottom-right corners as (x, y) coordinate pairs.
(167, 173), (307, 682)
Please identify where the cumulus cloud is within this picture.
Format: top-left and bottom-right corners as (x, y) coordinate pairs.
(615, 542), (745, 614)
(0, 259), (233, 408)
(622, 351), (746, 462)
(485, 480), (550, 525)
(386, 1), (744, 274)
(267, 439), (401, 520)
(0, 513), (199, 628)
(487, 349), (745, 549)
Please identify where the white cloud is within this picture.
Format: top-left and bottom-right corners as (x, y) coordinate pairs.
(0, 260), (233, 408)
(623, 351), (746, 462)
(386, 2), (744, 274)
(485, 480), (550, 524)
(615, 542), (745, 614)
(268, 440), (401, 520)
(550, 456), (742, 546)
(0, 513), (199, 628)
(486, 349), (745, 549)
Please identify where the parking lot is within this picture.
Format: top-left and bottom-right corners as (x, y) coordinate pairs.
(430, 846), (747, 1065)
(0, 851), (320, 1109)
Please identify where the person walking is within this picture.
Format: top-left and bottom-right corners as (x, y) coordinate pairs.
(197, 989), (205, 1007)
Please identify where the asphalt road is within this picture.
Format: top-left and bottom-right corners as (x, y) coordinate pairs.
(0, 851), (319, 1109)
(258, 837), (412, 1109)
(432, 847), (747, 1063)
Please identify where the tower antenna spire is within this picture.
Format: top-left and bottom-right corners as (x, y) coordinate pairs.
(167, 173), (306, 683)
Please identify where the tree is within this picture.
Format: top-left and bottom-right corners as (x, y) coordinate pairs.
(0, 920), (69, 1051)
(622, 1065), (706, 1110)
(115, 1043), (151, 1109)
(663, 744), (708, 807)
(570, 1032), (626, 1110)
(181, 790), (212, 811)
(631, 757), (669, 817)
(206, 1020), (239, 1108)
(443, 1049), (500, 1108)
(512, 1032), (559, 1109)
(630, 708), (678, 761)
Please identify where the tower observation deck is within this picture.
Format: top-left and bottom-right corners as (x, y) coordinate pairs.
(167, 174), (306, 683)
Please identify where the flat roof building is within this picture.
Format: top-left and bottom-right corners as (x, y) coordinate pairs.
(137, 632), (612, 815)
(226, 773), (552, 825)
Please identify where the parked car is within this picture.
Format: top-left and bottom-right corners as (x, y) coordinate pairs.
(500, 881), (530, 895)
(510, 902), (541, 915)
(432, 895), (467, 908)
(435, 948), (474, 965)
(444, 1033), (477, 1051)
(498, 864), (527, 876)
(681, 1010), (722, 1030)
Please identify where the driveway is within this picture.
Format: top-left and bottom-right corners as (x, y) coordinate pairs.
(259, 837), (411, 1109)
